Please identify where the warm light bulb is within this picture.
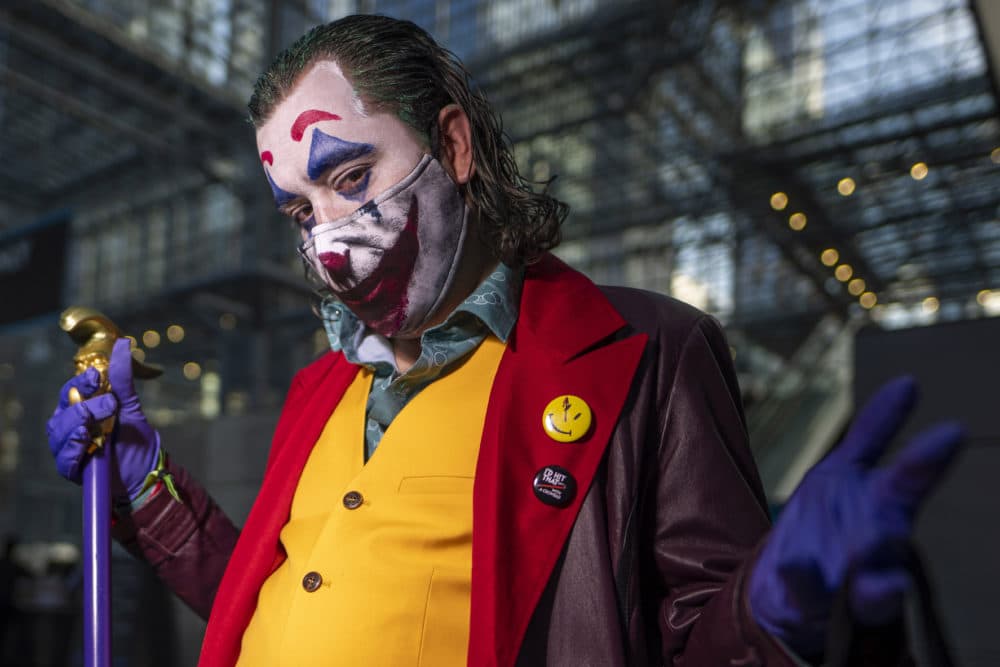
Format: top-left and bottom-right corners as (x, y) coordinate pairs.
(788, 212), (807, 231)
(770, 192), (789, 211)
(142, 330), (161, 348)
(835, 264), (853, 281)
(821, 248), (839, 266)
(860, 292), (878, 309)
(910, 162), (928, 180)
(848, 278), (866, 296)
(837, 177), (856, 196)
(183, 362), (202, 380)
(167, 325), (185, 343)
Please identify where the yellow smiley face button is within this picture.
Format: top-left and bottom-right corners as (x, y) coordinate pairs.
(542, 395), (593, 443)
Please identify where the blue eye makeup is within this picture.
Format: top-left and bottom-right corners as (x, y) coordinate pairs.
(265, 169), (297, 209)
(307, 129), (375, 182)
(339, 169), (372, 202)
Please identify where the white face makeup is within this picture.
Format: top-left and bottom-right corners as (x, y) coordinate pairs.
(256, 61), (468, 338)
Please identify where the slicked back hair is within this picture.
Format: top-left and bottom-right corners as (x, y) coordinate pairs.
(248, 14), (566, 266)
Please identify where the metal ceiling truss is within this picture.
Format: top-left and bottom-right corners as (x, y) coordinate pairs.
(454, 0), (999, 350)
(0, 0), (996, 390)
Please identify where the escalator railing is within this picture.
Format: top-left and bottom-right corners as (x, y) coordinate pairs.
(746, 315), (860, 503)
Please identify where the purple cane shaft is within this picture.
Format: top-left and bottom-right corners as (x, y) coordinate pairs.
(82, 445), (111, 667)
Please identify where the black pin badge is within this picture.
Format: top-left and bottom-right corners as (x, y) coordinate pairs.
(532, 465), (577, 508)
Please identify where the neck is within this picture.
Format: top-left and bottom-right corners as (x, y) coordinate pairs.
(393, 338), (422, 373)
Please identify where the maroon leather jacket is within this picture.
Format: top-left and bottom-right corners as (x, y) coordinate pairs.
(112, 258), (904, 665)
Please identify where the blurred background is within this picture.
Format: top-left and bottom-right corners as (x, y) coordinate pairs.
(0, 0), (997, 665)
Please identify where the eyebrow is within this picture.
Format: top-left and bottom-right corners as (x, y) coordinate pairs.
(264, 168), (297, 209)
(307, 129), (375, 182)
(290, 109), (341, 142)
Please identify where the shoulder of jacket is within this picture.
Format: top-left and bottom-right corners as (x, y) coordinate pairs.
(598, 284), (719, 343)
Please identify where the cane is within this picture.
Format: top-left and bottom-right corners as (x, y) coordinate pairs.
(60, 307), (162, 667)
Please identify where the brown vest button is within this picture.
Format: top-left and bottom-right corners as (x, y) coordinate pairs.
(302, 571), (322, 592)
(342, 490), (364, 509)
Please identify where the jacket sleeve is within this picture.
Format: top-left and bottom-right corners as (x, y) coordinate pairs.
(651, 314), (800, 665)
(111, 458), (240, 620)
(650, 316), (911, 666)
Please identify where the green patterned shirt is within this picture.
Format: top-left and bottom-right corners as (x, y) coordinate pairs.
(320, 263), (523, 459)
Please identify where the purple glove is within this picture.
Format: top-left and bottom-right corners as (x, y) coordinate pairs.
(749, 376), (965, 656)
(46, 338), (160, 502)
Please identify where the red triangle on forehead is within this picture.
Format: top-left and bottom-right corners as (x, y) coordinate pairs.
(291, 109), (341, 142)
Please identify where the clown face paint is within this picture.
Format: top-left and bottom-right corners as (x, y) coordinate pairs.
(300, 155), (468, 336)
(256, 61), (469, 338)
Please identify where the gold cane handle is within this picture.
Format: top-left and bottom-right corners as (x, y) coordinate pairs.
(59, 306), (163, 380)
(60, 307), (163, 454)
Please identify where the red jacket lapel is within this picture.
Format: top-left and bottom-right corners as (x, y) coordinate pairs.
(198, 353), (359, 667)
(469, 255), (648, 666)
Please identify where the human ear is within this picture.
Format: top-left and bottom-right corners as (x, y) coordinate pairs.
(436, 104), (475, 184)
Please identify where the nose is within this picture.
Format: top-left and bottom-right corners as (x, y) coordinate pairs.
(310, 191), (361, 229)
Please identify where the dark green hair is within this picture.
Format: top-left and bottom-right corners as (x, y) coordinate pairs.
(248, 14), (566, 266)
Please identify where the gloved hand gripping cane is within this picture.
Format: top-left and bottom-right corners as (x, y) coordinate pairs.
(57, 307), (162, 667)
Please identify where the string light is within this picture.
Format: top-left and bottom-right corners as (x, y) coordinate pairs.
(167, 325), (185, 343)
(991, 148), (1000, 164)
(821, 248), (839, 266)
(848, 278), (866, 296)
(860, 292), (878, 309)
(835, 264), (853, 281)
(183, 362), (202, 380)
(922, 297), (939, 313)
(142, 330), (161, 348)
(979, 289), (1000, 315)
(837, 177), (856, 196)
(770, 192), (789, 211)
(789, 212), (807, 231)
(910, 162), (929, 180)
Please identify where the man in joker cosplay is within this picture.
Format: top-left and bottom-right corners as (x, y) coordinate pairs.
(47, 15), (964, 667)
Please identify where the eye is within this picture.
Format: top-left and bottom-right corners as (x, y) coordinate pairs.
(336, 166), (371, 196)
(283, 203), (314, 233)
(340, 166), (367, 186)
(287, 203), (312, 224)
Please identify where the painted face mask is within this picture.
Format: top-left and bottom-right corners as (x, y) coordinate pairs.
(299, 154), (468, 338)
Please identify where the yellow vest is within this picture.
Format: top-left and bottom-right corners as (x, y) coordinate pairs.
(237, 336), (506, 667)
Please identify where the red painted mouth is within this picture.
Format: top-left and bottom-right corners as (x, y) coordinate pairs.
(335, 197), (419, 335)
(318, 248), (351, 276)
